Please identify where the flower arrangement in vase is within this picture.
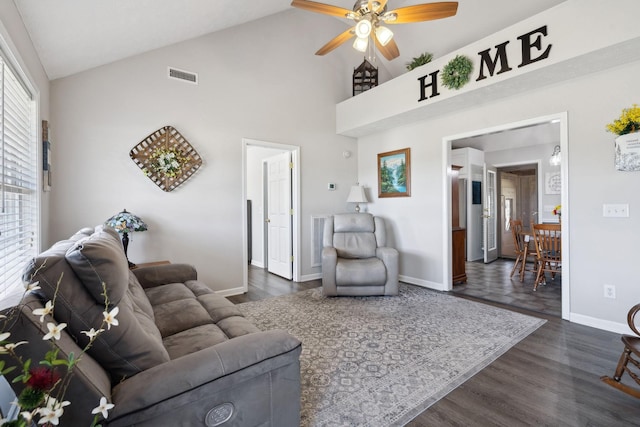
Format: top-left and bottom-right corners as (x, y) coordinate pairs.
(0, 273), (116, 426)
(606, 104), (640, 171)
(553, 205), (561, 223)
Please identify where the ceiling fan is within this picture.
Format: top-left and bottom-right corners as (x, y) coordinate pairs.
(291, 0), (458, 61)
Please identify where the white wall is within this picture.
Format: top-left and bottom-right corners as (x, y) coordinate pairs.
(356, 62), (640, 331)
(0, 2), (51, 248)
(49, 10), (358, 292)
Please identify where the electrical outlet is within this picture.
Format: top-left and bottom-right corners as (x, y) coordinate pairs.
(603, 204), (629, 217)
(604, 284), (616, 299)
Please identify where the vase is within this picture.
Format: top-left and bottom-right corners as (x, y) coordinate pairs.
(614, 132), (640, 171)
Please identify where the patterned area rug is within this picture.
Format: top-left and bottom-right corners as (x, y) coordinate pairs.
(237, 284), (545, 426)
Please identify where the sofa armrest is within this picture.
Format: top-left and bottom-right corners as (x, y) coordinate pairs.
(109, 330), (301, 422)
(132, 263), (197, 289)
(377, 247), (399, 295)
(321, 247), (337, 295)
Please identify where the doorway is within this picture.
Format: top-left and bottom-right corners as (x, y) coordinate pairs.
(499, 165), (538, 259)
(443, 113), (569, 319)
(242, 139), (301, 293)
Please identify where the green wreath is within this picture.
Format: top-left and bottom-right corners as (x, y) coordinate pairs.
(441, 55), (473, 90)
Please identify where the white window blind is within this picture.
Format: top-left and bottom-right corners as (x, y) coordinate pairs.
(0, 53), (37, 306)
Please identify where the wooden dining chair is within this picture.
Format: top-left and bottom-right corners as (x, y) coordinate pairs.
(601, 303), (640, 398)
(532, 223), (561, 291)
(509, 219), (537, 281)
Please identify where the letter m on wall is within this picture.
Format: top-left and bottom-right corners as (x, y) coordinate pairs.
(476, 41), (512, 81)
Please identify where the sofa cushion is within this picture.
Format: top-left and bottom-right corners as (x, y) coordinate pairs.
(333, 232), (377, 259)
(26, 226), (170, 383)
(336, 257), (387, 286)
(162, 324), (229, 359)
(65, 226), (128, 305)
(334, 213), (375, 233)
(153, 298), (213, 337)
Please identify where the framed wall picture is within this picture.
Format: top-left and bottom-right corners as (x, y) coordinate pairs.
(378, 147), (411, 198)
(545, 171), (561, 194)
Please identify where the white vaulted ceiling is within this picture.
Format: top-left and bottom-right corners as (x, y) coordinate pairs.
(13, 0), (566, 80)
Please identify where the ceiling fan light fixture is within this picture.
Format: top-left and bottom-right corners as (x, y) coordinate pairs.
(353, 36), (369, 52)
(381, 12), (397, 23)
(355, 19), (372, 38)
(375, 25), (393, 46)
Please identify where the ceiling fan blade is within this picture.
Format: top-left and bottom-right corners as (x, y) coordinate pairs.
(374, 36), (399, 61)
(385, 1), (458, 24)
(291, 0), (353, 19)
(315, 27), (355, 56)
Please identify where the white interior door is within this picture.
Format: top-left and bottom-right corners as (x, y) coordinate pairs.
(483, 163), (498, 263)
(266, 152), (292, 279)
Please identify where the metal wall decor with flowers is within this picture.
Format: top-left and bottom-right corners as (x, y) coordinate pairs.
(129, 126), (202, 191)
(606, 104), (640, 171)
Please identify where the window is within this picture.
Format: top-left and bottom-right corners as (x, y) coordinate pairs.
(0, 51), (37, 306)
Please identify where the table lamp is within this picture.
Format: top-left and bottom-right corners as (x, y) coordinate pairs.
(105, 209), (148, 268)
(347, 185), (369, 213)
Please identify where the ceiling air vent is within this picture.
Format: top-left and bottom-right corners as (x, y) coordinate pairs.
(168, 67), (198, 85)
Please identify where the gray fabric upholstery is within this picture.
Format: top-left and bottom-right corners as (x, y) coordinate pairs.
(4, 227), (301, 426)
(322, 213), (399, 296)
(24, 226), (171, 383)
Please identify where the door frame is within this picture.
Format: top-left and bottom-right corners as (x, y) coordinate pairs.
(242, 138), (301, 292)
(442, 112), (570, 320)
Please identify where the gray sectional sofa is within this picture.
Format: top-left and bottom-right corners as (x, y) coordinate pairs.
(2, 226), (301, 426)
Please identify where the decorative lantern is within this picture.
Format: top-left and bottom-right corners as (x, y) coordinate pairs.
(352, 58), (378, 96)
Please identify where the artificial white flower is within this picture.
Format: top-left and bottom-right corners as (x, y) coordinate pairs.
(103, 307), (119, 330)
(24, 281), (41, 292)
(32, 300), (54, 322)
(0, 341), (28, 354)
(20, 410), (33, 423)
(43, 396), (70, 411)
(0, 332), (10, 342)
(38, 406), (64, 425)
(42, 322), (67, 341)
(81, 328), (104, 340)
(91, 396), (115, 419)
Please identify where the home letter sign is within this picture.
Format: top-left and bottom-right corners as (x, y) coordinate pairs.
(417, 25), (552, 102)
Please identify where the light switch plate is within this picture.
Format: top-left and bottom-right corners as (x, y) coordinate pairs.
(603, 204), (629, 217)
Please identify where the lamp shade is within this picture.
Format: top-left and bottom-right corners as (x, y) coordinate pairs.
(375, 26), (394, 46)
(105, 209), (148, 234)
(353, 36), (369, 53)
(347, 185), (369, 204)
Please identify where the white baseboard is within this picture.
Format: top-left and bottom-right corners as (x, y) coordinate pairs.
(250, 260), (264, 268)
(215, 286), (246, 297)
(399, 275), (446, 291)
(299, 272), (322, 282)
(570, 312), (632, 335)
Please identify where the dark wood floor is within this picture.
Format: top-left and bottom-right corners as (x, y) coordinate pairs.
(452, 259), (562, 317)
(230, 266), (640, 426)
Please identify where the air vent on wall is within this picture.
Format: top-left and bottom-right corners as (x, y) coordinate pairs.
(168, 67), (198, 85)
(311, 215), (329, 268)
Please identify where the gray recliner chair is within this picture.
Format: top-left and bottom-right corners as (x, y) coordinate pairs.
(322, 213), (399, 296)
